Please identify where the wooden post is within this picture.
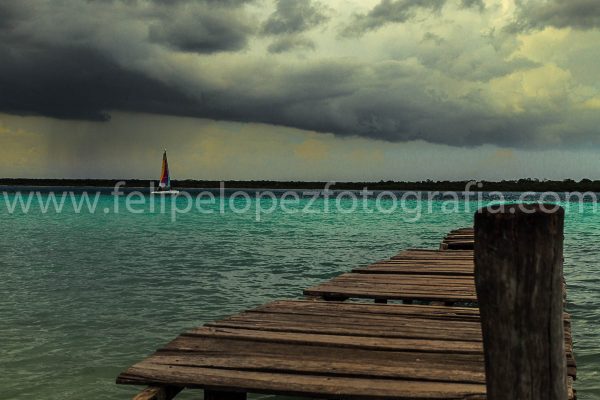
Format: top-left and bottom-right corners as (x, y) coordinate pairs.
(474, 203), (567, 400)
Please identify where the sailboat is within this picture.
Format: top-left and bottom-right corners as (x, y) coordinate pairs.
(152, 150), (179, 195)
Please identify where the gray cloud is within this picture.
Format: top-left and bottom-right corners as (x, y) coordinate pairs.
(510, 0), (600, 32)
(460, 0), (485, 12)
(0, 2), (22, 30)
(267, 35), (316, 53)
(148, 6), (254, 53)
(342, 0), (486, 37)
(412, 32), (540, 82)
(342, 0), (443, 37)
(262, 0), (329, 35)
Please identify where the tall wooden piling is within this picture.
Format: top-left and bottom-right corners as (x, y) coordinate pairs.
(474, 204), (567, 400)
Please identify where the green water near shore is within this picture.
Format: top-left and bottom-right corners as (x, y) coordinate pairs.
(0, 192), (598, 399)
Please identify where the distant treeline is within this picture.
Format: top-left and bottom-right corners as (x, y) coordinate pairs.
(2, 178), (600, 192)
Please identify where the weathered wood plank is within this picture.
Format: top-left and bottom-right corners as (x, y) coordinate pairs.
(353, 267), (473, 275)
(160, 335), (486, 364)
(440, 228), (475, 251)
(186, 322), (572, 375)
(119, 363), (487, 400)
(182, 326), (485, 353)
(236, 307), (483, 327)
(328, 273), (475, 283)
(253, 300), (482, 319)
(206, 316), (483, 342)
(391, 256), (474, 261)
(361, 263), (473, 268)
(303, 285), (478, 302)
(142, 349), (486, 383)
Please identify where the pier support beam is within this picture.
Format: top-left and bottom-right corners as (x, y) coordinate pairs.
(474, 204), (567, 400)
(204, 390), (246, 400)
(133, 386), (182, 400)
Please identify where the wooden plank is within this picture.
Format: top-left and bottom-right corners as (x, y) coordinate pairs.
(142, 348), (486, 383)
(385, 261), (473, 265)
(390, 260), (473, 263)
(206, 315), (483, 342)
(304, 283), (477, 295)
(160, 335), (486, 364)
(398, 252), (473, 255)
(200, 319), (573, 370)
(363, 261), (474, 267)
(303, 287), (478, 302)
(444, 242), (474, 250)
(119, 363), (488, 400)
(395, 250), (473, 256)
(304, 279), (478, 301)
(327, 273), (475, 283)
(354, 267), (474, 275)
(305, 283), (477, 295)
(404, 246), (472, 250)
(221, 310), (483, 329)
(444, 234), (474, 238)
(253, 300), (482, 319)
(381, 260), (474, 265)
(182, 326), (484, 354)
(402, 248), (473, 252)
(306, 280), (478, 291)
(391, 255), (474, 260)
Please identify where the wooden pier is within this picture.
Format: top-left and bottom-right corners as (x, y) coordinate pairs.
(439, 228), (475, 250)
(117, 206), (576, 400)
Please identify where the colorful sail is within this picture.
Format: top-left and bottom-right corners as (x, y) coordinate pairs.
(159, 150), (170, 189)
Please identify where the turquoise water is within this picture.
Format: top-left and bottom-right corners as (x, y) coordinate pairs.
(0, 191), (598, 399)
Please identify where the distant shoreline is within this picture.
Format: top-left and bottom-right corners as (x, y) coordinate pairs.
(2, 178), (600, 192)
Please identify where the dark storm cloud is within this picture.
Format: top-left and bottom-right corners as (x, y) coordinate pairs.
(510, 0), (600, 32)
(261, 0), (329, 35)
(0, 35), (574, 147)
(0, 45), (202, 121)
(151, 60), (564, 148)
(0, 3), (17, 29)
(148, 7), (254, 53)
(0, 0), (595, 149)
(0, 0), (251, 118)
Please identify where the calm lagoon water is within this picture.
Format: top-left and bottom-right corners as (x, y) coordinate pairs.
(0, 191), (598, 399)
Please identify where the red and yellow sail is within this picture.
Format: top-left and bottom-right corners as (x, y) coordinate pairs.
(159, 150), (170, 189)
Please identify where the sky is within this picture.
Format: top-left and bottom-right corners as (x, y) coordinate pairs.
(0, 0), (599, 181)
